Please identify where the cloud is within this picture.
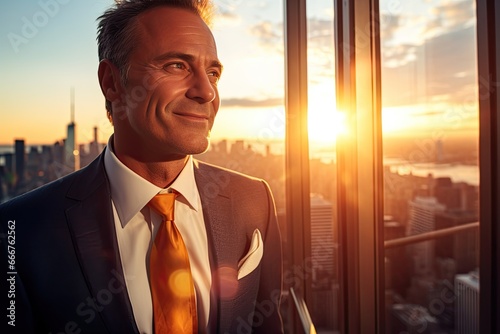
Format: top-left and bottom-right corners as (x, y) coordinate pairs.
(307, 18), (335, 77)
(413, 110), (443, 117)
(424, 0), (474, 38)
(379, 13), (418, 66)
(380, 1), (474, 59)
(217, 8), (239, 20)
(380, 13), (401, 43)
(432, 0), (474, 29)
(250, 18), (334, 51)
(246, 1), (270, 10)
(244, 2), (477, 110)
(383, 43), (417, 67)
(307, 18), (333, 47)
(214, 6), (242, 27)
(249, 17), (336, 77)
(221, 97), (283, 108)
(249, 20), (283, 51)
(382, 25), (477, 107)
(216, 0), (245, 12)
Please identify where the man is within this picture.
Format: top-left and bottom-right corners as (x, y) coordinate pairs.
(0, 0), (283, 333)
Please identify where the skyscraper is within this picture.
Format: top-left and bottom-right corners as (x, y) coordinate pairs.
(435, 210), (479, 273)
(309, 194), (337, 330)
(4, 153), (13, 176)
(14, 139), (25, 187)
(65, 122), (79, 171)
(310, 194), (335, 280)
(455, 271), (479, 334)
(64, 88), (79, 171)
(407, 196), (445, 275)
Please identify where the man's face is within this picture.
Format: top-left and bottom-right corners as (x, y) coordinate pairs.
(113, 7), (222, 160)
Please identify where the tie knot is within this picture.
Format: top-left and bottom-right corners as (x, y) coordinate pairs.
(148, 193), (176, 222)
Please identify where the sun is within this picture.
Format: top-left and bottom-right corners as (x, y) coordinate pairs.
(306, 81), (348, 146)
(308, 108), (347, 145)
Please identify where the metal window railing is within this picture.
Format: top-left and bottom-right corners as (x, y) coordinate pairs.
(384, 222), (479, 249)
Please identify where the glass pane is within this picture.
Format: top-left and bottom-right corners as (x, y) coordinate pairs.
(307, 1), (342, 332)
(379, 1), (479, 333)
(203, 0), (289, 329)
(208, 0), (286, 215)
(0, 1), (111, 199)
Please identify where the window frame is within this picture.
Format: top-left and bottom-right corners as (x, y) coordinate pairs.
(283, 0), (313, 331)
(333, 0), (384, 332)
(477, 0), (500, 332)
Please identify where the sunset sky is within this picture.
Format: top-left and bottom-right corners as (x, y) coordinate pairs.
(0, 0), (478, 147)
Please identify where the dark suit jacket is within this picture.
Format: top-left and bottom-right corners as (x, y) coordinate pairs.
(0, 152), (283, 333)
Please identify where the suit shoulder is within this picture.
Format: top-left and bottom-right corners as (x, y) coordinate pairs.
(193, 159), (272, 203)
(0, 154), (105, 213)
(0, 171), (76, 211)
(194, 159), (264, 183)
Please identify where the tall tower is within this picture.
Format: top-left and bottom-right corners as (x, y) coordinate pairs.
(407, 196), (445, 275)
(64, 87), (79, 171)
(309, 194), (338, 330)
(14, 139), (25, 187)
(455, 271), (479, 334)
(435, 138), (444, 162)
(310, 194), (335, 280)
(435, 210), (479, 273)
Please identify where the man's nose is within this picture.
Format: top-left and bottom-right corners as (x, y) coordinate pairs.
(186, 71), (216, 103)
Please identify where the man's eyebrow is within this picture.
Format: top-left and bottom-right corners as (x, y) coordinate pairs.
(153, 52), (223, 72)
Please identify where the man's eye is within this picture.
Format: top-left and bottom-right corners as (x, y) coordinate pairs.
(208, 71), (221, 82)
(164, 63), (188, 71)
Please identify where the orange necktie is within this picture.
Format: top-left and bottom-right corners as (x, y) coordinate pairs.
(148, 193), (198, 333)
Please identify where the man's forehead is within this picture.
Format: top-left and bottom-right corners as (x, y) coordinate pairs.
(134, 8), (214, 42)
(135, 6), (207, 29)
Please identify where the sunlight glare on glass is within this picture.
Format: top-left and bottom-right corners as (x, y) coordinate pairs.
(307, 106), (347, 146)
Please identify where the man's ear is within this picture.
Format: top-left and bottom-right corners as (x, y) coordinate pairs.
(98, 59), (122, 104)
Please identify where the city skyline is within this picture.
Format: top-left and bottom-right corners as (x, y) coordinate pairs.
(0, 116), (480, 333)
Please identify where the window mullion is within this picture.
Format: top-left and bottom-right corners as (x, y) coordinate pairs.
(284, 0), (312, 332)
(335, 0), (384, 332)
(477, 0), (500, 332)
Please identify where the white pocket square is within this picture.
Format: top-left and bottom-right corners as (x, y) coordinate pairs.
(237, 229), (264, 280)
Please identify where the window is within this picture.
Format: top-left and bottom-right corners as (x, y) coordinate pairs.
(379, 1), (480, 333)
(284, 0), (499, 332)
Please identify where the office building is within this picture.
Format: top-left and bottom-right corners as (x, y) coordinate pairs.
(310, 194), (338, 330)
(407, 196), (445, 275)
(455, 271), (479, 334)
(310, 194), (335, 281)
(14, 139), (25, 187)
(64, 121), (79, 171)
(435, 211), (479, 273)
(64, 88), (79, 171)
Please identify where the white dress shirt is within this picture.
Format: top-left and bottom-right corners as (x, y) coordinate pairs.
(103, 140), (211, 334)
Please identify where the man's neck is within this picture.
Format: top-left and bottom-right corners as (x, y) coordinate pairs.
(112, 139), (189, 188)
(118, 155), (188, 189)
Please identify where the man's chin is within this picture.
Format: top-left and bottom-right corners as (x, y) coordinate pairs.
(191, 139), (211, 155)
(183, 135), (211, 156)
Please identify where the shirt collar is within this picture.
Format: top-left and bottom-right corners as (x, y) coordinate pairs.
(103, 136), (200, 227)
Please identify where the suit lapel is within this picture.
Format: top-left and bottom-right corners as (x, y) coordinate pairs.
(194, 160), (238, 334)
(65, 153), (139, 334)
